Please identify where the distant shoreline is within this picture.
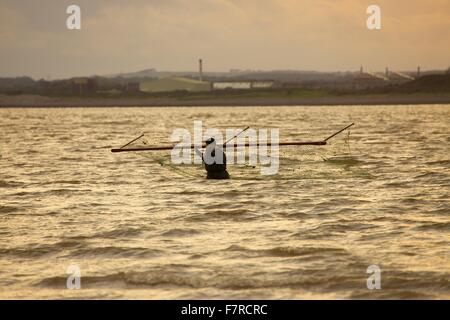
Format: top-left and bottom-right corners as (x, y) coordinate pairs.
(1, 94), (450, 108)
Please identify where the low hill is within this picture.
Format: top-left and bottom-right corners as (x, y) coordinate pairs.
(400, 74), (450, 92)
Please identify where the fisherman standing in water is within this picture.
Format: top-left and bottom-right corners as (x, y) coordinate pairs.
(195, 137), (230, 179)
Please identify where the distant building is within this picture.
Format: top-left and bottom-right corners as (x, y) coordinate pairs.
(212, 80), (274, 90)
(387, 72), (414, 85)
(213, 81), (252, 90)
(126, 82), (140, 93)
(251, 81), (275, 89)
(139, 77), (211, 93)
(71, 77), (97, 94)
(352, 73), (387, 90)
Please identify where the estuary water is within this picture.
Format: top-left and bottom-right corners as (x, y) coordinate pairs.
(0, 105), (449, 299)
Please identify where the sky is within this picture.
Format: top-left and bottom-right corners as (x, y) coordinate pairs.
(1, 0), (449, 79)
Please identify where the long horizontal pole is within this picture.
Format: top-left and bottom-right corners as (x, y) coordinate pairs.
(111, 123), (354, 153)
(111, 140), (326, 153)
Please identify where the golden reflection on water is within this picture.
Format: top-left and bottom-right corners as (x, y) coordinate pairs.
(0, 105), (449, 299)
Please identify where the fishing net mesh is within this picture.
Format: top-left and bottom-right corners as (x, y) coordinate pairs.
(121, 128), (362, 180)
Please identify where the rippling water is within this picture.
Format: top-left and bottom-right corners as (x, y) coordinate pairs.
(0, 105), (449, 299)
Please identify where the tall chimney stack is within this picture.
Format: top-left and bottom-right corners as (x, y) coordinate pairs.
(385, 67), (389, 78)
(417, 66), (421, 77)
(199, 59), (203, 81)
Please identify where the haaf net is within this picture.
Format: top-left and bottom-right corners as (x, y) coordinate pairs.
(118, 125), (366, 180)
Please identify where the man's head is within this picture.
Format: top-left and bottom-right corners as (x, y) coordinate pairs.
(205, 137), (215, 146)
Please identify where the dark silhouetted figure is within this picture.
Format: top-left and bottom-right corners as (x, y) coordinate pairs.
(195, 138), (230, 180)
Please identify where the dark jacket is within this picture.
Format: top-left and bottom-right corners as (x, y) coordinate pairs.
(202, 147), (230, 179)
